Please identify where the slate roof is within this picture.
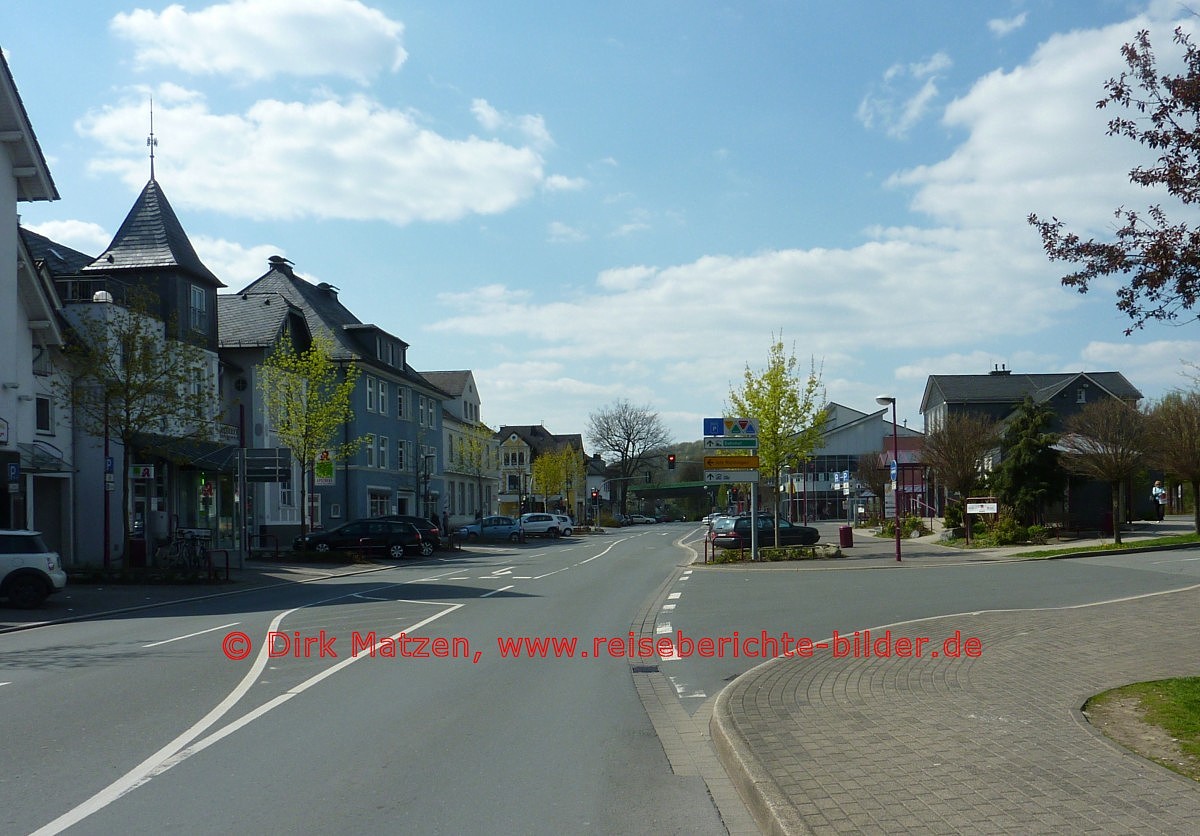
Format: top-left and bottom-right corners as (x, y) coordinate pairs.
(496, 424), (584, 457)
(19, 227), (94, 276)
(921, 371), (1143, 414)
(235, 256), (441, 392)
(421, 370), (472, 399)
(217, 292), (308, 348)
(0, 52), (57, 202)
(82, 178), (224, 287)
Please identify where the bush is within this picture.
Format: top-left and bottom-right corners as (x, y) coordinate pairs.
(944, 502), (963, 530)
(881, 515), (929, 538)
(1026, 524), (1050, 545)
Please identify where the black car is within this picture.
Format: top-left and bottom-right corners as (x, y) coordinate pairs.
(377, 515), (443, 549)
(710, 516), (819, 549)
(293, 519), (432, 558)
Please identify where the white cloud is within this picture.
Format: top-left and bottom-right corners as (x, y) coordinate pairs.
(547, 221), (586, 243)
(110, 0), (407, 83)
(858, 51), (952, 138)
(192, 236), (288, 290)
(1077, 339), (1200, 396)
(77, 88), (549, 225)
(24, 219), (110, 255)
(471, 98), (554, 149)
(988, 13), (1027, 37)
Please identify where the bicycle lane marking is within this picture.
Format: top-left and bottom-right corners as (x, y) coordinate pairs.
(30, 585), (459, 836)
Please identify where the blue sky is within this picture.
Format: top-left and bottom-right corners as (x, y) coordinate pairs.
(6, 0), (1200, 442)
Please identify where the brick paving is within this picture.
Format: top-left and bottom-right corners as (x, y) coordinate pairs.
(711, 578), (1200, 834)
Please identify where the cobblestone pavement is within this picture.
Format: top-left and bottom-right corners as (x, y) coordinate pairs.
(710, 523), (1200, 834)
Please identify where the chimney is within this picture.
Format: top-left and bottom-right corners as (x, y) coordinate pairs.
(989, 363), (1011, 376)
(268, 255), (294, 277)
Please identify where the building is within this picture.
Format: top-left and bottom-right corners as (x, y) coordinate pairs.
(920, 367), (1145, 527)
(420, 370), (498, 529)
(495, 425), (585, 518)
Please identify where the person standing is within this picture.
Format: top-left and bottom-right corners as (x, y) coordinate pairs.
(1151, 480), (1166, 522)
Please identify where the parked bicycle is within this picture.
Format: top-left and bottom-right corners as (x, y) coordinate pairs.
(156, 529), (210, 573)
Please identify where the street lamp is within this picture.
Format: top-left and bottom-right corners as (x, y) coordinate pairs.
(875, 395), (902, 563)
(421, 453), (436, 519)
(782, 465), (792, 522)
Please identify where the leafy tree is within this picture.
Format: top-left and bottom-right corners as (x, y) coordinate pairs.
(1059, 398), (1150, 545)
(856, 450), (890, 522)
(727, 337), (825, 546)
(992, 397), (1067, 525)
(922, 412), (998, 521)
(1029, 27), (1200, 333)
(258, 333), (360, 534)
(586, 399), (671, 515)
(61, 288), (218, 560)
(1148, 389), (1200, 533)
(531, 443), (584, 514)
(457, 421), (497, 517)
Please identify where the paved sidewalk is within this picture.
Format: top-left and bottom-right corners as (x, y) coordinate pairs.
(709, 517), (1200, 834)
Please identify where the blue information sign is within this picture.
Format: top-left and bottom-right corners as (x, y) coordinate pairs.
(703, 417), (725, 437)
(7, 462), (18, 482)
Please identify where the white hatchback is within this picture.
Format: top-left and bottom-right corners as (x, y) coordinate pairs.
(0, 530), (68, 608)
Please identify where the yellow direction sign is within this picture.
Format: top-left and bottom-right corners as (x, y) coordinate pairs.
(704, 455), (760, 470)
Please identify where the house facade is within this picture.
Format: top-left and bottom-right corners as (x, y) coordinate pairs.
(495, 425), (585, 518)
(920, 367), (1146, 527)
(420, 370), (499, 530)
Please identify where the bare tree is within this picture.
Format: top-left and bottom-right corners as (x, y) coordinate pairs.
(1147, 389), (1200, 533)
(586, 400), (671, 515)
(856, 450), (890, 521)
(922, 412), (998, 518)
(1059, 398), (1150, 545)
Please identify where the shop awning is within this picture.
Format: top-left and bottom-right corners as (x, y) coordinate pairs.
(134, 433), (241, 474)
(18, 441), (70, 474)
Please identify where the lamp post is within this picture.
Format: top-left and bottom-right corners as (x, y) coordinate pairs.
(875, 395), (902, 563)
(782, 465), (792, 522)
(421, 453), (436, 519)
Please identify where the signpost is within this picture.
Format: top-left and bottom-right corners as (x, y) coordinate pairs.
(703, 437), (758, 449)
(703, 417), (761, 559)
(704, 470), (760, 483)
(703, 455), (759, 471)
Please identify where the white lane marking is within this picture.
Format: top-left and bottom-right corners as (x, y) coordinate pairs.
(667, 592), (681, 600)
(659, 642), (681, 661)
(142, 622), (241, 649)
(534, 567), (569, 579)
(481, 585), (513, 598)
(31, 588), (455, 836)
(662, 603), (676, 611)
(667, 674), (706, 699)
(491, 566), (515, 575)
(577, 537), (631, 565)
(656, 622), (672, 634)
(1149, 555), (1200, 564)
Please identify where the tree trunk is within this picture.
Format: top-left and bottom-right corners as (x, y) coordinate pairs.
(1192, 479), (1200, 534)
(1110, 480), (1122, 545)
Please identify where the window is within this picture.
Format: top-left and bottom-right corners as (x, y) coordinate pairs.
(397, 387), (409, 420)
(378, 380), (388, 416)
(376, 337), (392, 366)
(190, 285), (208, 332)
(418, 395), (427, 426)
(35, 396), (53, 433)
(368, 489), (391, 518)
(378, 435), (389, 469)
(396, 438), (408, 472)
(366, 377), (376, 412)
(365, 434), (376, 468)
(1076, 387), (1087, 404)
(280, 477), (294, 508)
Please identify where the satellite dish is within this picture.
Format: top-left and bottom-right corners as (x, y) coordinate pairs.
(92, 290), (113, 303)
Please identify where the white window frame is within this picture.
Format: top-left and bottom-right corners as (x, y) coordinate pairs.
(378, 435), (389, 469)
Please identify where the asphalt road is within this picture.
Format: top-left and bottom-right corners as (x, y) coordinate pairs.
(6, 527), (725, 836)
(659, 522), (1200, 716)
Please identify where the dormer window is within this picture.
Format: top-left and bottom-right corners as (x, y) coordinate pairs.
(1076, 387), (1087, 403)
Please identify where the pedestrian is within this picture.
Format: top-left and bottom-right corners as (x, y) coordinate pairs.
(1151, 480), (1166, 522)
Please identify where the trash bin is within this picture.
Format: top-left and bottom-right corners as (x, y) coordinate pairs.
(839, 525), (853, 548)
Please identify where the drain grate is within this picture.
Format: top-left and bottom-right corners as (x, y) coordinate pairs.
(631, 664), (659, 673)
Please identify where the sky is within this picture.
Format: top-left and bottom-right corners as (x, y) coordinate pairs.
(6, 0), (1200, 444)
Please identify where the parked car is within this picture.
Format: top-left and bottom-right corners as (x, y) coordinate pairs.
(377, 515), (442, 549)
(0, 530), (68, 608)
(293, 519), (432, 557)
(625, 514), (656, 525)
(552, 514), (574, 536)
(459, 516), (522, 542)
(709, 515), (819, 549)
(519, 512), (569, 538)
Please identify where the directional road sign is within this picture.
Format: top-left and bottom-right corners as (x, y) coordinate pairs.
(702, 417), (758, 437)
(704, 470), (760, 483)
(704, 455), (760, 470)
(703, 437), (758, 449)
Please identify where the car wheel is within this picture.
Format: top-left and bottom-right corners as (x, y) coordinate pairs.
(562, 528), (572, 537)
(314, 542), (330, 553)
(5, 575), (48, 609)
(389, 544), (406, 559)
(419, 541), (435, 557)
(509, 532), (521, 543)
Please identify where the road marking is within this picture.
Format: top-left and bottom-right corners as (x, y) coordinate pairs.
(656, 622), (672, 634)
(661, 603), (676, 611)
(491, 566), (515, 575)
(481, 585), (513, 598)
(667, 674), (706, 699)
(141, 622), (241, 648)
(31, 586), (459, 836)
(1149, 556), (1200, 564)
(667, 592), (681, 600)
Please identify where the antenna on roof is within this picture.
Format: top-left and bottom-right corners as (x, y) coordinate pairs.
(147, 98), (158, 180)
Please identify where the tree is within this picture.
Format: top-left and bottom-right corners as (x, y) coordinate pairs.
(1059, 398), (1150, 545)
(991, 397), (1067, 525)
(258, 333), (360, 534)
(531, 443), (584, 514)
(60, 288), (217, 560)
(922, 412), (998, 521)
(1147, 389), (1200, 533)
(586, 400), (671, 515)
(856, 450), (890, 521)
(727, 337), (825, 545)
(458, 421), (497, 518)
(1029, 27), (1200, 333)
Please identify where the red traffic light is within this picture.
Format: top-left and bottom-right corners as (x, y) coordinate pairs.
(667, 454), (676, 469)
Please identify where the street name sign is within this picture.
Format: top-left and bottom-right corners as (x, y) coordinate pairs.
(704, 470), (760, 483)
(704, 455), (760, 470)
(703, 437), (757, 449)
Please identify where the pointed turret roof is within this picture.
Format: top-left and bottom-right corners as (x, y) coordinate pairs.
(82, 178), (224, 287)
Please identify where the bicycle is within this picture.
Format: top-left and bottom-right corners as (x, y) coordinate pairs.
(156, 530), (210, 574)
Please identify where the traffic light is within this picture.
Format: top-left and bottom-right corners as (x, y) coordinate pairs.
(591, 489), (600, 500)
(667, 454), (676, 470)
